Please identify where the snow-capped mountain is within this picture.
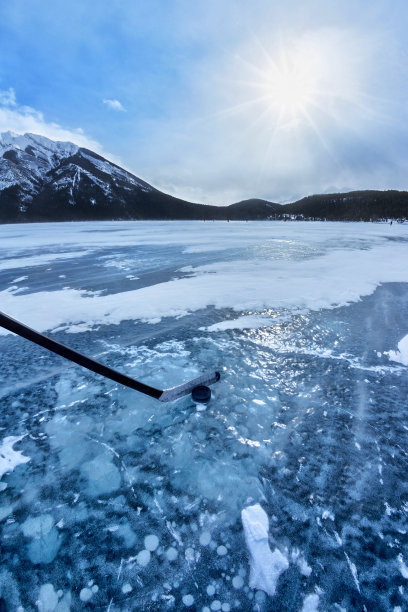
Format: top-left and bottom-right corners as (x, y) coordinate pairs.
(0, 131), (282, 222)
(0, 131), (164, 221)
(1, 131), (407, 222)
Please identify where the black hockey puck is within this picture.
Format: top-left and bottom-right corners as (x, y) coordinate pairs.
(192, 385), (211, 403)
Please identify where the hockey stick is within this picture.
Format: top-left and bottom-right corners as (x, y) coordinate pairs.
(0, 311), (220, 402)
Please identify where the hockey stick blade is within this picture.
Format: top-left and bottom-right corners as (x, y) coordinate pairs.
(159, 371), (221, 402)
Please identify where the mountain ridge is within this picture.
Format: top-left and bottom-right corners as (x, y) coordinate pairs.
(0, 131), (407, 223)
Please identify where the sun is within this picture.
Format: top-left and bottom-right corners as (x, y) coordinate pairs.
(212, 31), (363, 150)
(257, 45), (323, 126)
(264, 55), (319, 118)
(228, 37), (331, 132)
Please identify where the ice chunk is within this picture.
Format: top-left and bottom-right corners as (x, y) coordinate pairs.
(22, 515), (54, 538)
(0, 504), (14, 522)
(45, 411), (95, 471)
(80, 454), (121, 497)
(55, 591), (71, 612)
(36, 584), (58, 612)
(241, 503), (289, 596)
(116, 522), (137, 548)
(28, 528), (62, 564)
(36, 584), (70, 612)
(122, 583), (132, 594)
(0, 436), (30, 486)
(21, 514), (62, 564)
(301, 593), (320, 612)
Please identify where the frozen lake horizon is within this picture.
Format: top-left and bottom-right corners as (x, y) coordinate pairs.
(0, 220), (407, 611)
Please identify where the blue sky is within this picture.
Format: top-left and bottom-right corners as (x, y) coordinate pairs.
(1, 0), (408, 204)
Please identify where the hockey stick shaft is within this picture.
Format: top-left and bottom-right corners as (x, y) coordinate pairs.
(0, 311), (221, 401)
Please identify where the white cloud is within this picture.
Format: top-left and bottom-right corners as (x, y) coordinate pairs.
(0, 87), (17, 107)
(103, 99), (126, 112)
(0, 89), (120, 163)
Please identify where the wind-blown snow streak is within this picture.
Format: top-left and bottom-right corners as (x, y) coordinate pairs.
(0, 250), (93, 271)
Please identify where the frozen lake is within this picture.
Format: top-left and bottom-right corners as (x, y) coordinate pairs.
(0, 220), (408, 611)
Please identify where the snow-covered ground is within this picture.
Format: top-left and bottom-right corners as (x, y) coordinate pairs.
(0, 220), (407, 611)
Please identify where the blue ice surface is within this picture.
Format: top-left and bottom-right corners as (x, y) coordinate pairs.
(0, 221), (407, 611)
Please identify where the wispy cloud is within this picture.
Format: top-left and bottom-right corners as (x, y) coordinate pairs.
(0, 87), (16, 107)
(103, 99), (126, 112)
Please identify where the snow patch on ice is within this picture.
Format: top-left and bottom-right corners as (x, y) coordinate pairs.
(2, 227), (408, 333)
(344, 552), (361, 593)
(241, 503), (289, 596)
(11, 276), (28, 283)
(291, 549), (312, 577)
(0, 436), (30, 485)
(386, 334), (408, 366)
(397, 554), (408, 578)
